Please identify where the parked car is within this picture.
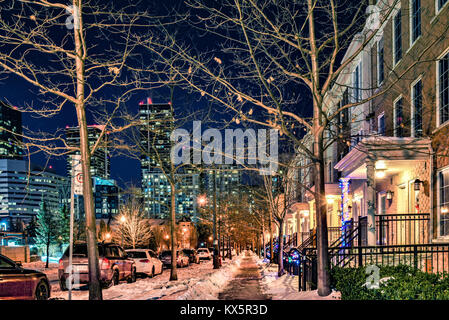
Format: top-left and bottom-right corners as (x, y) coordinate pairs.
(197, 248), (211, 260)
(159, 250), (190, 268)
(182, 249), (200, 264)
(0, 254), (51, 300)
(58, 242), (136, 290)
(126, 249), (163, 277)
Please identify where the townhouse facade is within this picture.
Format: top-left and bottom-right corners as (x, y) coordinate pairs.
(290, 0), (449, 249)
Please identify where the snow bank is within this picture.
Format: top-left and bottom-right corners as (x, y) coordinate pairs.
(176, 254), (243, 300)
(49, 256), (242, 300)
(259, 260), (341, 300)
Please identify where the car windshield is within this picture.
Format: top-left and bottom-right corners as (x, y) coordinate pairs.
(198, 249), (208, 253)
(126, 251), (147, 259)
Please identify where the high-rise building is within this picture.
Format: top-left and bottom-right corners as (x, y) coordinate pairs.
(0, 159), (68, 231)
(0, 102), (23, 159)
(200, 164), (242, 201)
(139, 98), (174, 219)
(176, 168), (200, 220)
(93, 177), (120, 220)
(65, 125), (110, 179)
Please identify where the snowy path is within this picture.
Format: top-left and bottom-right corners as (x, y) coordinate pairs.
(218, 252), (271, 300)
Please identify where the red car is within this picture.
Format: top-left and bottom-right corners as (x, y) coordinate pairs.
(58, 242), (136, 290)
(0, 254), (50, 300)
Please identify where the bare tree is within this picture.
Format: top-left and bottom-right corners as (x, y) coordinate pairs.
(114, 201), (152, 249)
(0, 1), (161, 299)
(138, 0), (449, 295)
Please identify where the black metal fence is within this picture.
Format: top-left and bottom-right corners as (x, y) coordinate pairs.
(299, 244), (449, 291)
(376, 213), (430, 245)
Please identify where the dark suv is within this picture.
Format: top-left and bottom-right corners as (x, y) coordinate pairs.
(182, 249), (200, 264)
(58, 242), (136, 290)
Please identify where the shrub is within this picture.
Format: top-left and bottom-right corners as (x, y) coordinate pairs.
(330, 265), (449, 300)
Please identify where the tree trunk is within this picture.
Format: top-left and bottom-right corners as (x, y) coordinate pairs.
(262, 225), (265, 259)
(314, 133), (331, 296)
(73, 0), (102, 300)
(45, 239), (50, 269)
(277, 221), (284, 277)
(169, 184), (178, 281)
(269, 210), (274, 263)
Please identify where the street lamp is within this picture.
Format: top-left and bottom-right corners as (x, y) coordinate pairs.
(197, 194), (207, 207)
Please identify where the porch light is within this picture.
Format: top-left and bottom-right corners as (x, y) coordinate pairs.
(375, 170), (386, 179)
(414, 179), (423, 191)
(386, 190), (394, 200)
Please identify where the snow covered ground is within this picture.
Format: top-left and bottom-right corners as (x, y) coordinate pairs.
(259, 261), (341, 300)
(41, 255), (242, 300)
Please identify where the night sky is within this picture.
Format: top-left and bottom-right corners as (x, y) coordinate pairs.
(0, 0), (357, 189)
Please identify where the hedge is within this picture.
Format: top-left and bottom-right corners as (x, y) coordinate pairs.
(330, 265), (449, 300)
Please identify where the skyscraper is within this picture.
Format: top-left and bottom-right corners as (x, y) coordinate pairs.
(0, 159), (68, 230)
(139, 98), (174, 218)
(65, 125), (110, 179)
(0, 102), (23, 159)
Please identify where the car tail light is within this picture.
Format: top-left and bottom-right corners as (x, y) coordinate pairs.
(99, 257), (110, 269)
(139, 259), (150, 263)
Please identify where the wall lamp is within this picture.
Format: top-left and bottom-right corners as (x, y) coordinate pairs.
(386, 190), (394, 200)
(414, 179), (423, 191)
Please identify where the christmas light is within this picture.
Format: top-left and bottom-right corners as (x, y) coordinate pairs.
(339, 178), (351, 247)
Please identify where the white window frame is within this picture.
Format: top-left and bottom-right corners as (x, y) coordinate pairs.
(377, 112), (385, 135)
(351, 61), (362, 103)
(436, 0), (449, 15)
(436, 46), (449, 128)
(411, 75), (423, 137)
(437, 166), (449, 238)
(409, 0), (421, 47)
(392, 7), (402, 67)
(393, 95), (403, 137)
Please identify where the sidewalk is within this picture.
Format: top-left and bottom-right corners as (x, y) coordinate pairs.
(219, 251), (271, 300)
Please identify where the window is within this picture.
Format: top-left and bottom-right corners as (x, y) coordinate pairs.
(378, 113), (385, 135)
(377, 37), (384, 85)
(394, 96), (404, 137)
(352, 63), (362, 102)
(439, 169), (449, 237)
(438, 51), (449, 125)
(393, 10), (402, 65)
(412, 79), (423, 137)
(438, 0), (448, 11)
(410, 0), (421, 44)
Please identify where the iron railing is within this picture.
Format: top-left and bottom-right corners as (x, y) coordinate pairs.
(376, 213), (430, 245)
